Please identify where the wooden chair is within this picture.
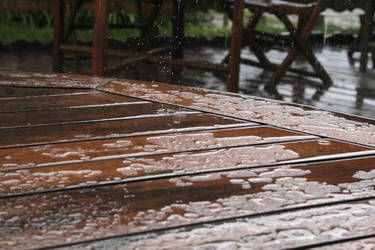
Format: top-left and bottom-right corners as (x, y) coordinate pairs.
(53, 0), (245, 92)
(53, 0), (166, 75)
(237, 0), (332, 93)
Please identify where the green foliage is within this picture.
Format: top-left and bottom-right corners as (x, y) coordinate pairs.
(74, 10), (94, 26)
(109, 29), (140, 42)
(314, 22), (359, 36)
(185, 24), (231, 38)
(0, 10), (53, 45)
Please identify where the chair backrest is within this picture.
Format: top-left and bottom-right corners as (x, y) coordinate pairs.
(244, 0), (319, 8)
(285, 0), (316, 3)
(274, 0), (325, 14)
(273, 0), (320, 8)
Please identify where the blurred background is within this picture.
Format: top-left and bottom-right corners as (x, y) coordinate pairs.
(1, 1), (375, 119)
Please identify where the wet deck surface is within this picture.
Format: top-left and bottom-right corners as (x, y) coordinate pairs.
(1, 71), (375, 249)
(1, 44), (375, 119)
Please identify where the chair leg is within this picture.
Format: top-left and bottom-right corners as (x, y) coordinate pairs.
(359, 1), (373, 72)
(221, 8), (266, 66)
(146, 0), (164, 41)
(227, 0), (244, 92)
(265, 48), (298, 93)
(370, 5), (375, 68)
(286, 15), (332, 87)
(92, 0), (109, 76)
(64, 0), (83, 73)
(348, 15), (365, 65)
(266, 12), (332, 91)
(138, 0), (163, 42)
(244, 9), (272, 66)
(169, 0), (185, 77)
(53, 0), (64, 73)
(172, 0), (184, 61)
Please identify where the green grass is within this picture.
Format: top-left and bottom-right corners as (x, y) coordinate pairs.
(0, 9), (359, 46)
(0, 25), (53, 45)
(0, 10), (53, 45)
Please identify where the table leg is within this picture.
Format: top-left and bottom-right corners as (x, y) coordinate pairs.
(92, 0), (109, 76)
(53, 0), (64, 72)
(228, 0), (244, 93)
(359, 1), (373, 72)
(172, 0), (185, 61)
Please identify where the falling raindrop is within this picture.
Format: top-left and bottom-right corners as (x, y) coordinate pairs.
(176, 0), (183, 12)
(323, 15), (328, 46)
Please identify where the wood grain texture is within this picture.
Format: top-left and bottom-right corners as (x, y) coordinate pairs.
(0, 102), (197, 129)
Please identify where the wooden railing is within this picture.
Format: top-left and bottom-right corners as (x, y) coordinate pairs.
(0, 0), (53, 12)
(0, 0), (227, 13)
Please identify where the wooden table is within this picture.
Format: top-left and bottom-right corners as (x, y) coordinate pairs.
(1, 71), (375, 249)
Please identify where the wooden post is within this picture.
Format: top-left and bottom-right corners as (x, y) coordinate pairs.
(172, 0), (185, 60)
(92, 0), (109, 76)
(228, 0), (244, 93)
(53, 0), (64, 72)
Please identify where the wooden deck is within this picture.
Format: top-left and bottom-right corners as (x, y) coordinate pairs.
(1, 71), (375, 249)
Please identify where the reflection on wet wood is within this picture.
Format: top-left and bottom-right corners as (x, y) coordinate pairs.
(0, 92), (143, 112)
(0, 114), (253, 148)
(0, 71), (111, 88)
(0, 102), (197, 129)
(1, 73), (375, 249)
(0, 86), (95, 98)
(0, 126), (315, 168)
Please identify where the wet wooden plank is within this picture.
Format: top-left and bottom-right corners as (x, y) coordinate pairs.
(99, 80), (375, 146)
(1, 139), (374, 195)
(311, 237), (375, 250)
(0, 126), (315, 168)
(0, 92), (147, 112)
(1, 157), (375, 249)
(0, 71), (112, 88)
(0, 86), (96, 98)
(0, 103), (197, 129)
(0, 114), (253, 148)
(74, 200), (375, 249)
